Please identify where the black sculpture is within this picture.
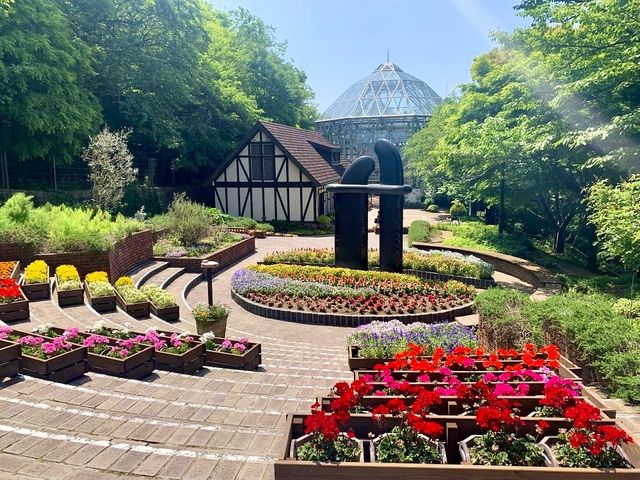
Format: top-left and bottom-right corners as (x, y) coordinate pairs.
(327, 139), (411, 273)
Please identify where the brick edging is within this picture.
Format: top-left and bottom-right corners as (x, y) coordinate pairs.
(155, 236), (256, 273)
(231, 289), (474, 327)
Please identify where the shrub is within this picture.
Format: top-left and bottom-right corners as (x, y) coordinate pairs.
(0, 192), (33, 224)
(612, 298), (640, 319)
(224, 216), (257, 229)
(115, 276), (133, 287)
(167, 193), (211, 246)
(317, 215), (332, 225)
(263, 248), (335, 265)
(436, 221), (531, 257)
(140, 284), (177, 308)
(449, 200), (466, 219)
(426, 204), (440, 213)
(206, 208), (225, 225)
(255, 222), (274, 232)
(24, 260), (48, 284)
(87, 281), (114, 298)
(407, 220), (432, 246)
(85, 271), (109, 284)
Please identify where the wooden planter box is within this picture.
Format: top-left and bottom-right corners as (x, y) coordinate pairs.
(0, 289), (30, 323)
(149, 301), (179, 322)
(84, 281), (116, 313)
(155, 340), (205, 375)
(20, 266), (50, 301)
(204, 338), (262, 370)
(115, 289), (150, 318)
(275, 414), (640, 480)
(54, 276), (84, 307)
(0, 339), (20, 379)
(10, 330), (87, 383)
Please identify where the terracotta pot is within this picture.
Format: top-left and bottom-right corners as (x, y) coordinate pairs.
(458, 434), (556, 466)
(290, 433), (365, 462)
(195, 314), (227, 337)
(370, 432), (447, 464)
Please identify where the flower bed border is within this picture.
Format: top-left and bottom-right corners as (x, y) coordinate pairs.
(231, 289), (474, 327)
(0, 339), (20, 378)
(20, 265), (51, 301)
(115, 289), (150, 318)
(84, 282), (116, 313)
(204, 338), (262, 370)
(0, 289), (29, 323)
(275, 414), (640, 480)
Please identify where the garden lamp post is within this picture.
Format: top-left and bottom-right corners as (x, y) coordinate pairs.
(200, 260), (219, 306)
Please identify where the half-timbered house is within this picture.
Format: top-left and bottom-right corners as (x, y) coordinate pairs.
(212, 121), (348, 222)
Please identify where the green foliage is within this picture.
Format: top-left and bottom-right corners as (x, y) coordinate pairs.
(470, 431), (545, 466)
(140, 285), (177, 309)
(375, 426), (442, 464)
(255, 222), (274, 232)
(0, 0), (101, 162)
(297, 434), (361, 462)
(87, 281), (114, 298)
(436, 221), (531, 258)
(206, 208), (225, 225)
(407, 220), (433, 247)
(613, 298), (640, 320)
(317, 215), (332, 226)
(0, 195), (144, 252)
(225, 216), (257, 229)
(153, 230), (241, 258)
(426, 204), (440, 213)
(553, 431), (629, 468)
(449, 201), (466, 219)
(167, 194), (211, 246)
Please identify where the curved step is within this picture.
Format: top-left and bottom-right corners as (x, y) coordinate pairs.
(128, 260), (168, 285)
(138, 266), (184, 289)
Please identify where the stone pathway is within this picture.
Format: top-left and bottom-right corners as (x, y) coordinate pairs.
(0, 233), (548, 479)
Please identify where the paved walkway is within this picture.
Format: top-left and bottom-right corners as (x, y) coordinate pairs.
(0, 233), (537, 479)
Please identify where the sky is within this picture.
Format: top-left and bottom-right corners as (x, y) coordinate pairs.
(212, 0), (531, 112)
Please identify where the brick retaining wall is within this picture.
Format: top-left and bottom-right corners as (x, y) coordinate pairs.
(154, 235), (256, 273)
(0, 230), (153, 279)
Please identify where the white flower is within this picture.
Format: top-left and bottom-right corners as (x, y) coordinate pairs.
(89, 320), (106, 332)
(200, 332), (215, 342)
(32, 323), (53, 334)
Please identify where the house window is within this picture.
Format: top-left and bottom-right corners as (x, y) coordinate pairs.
(249, 142), (275, 181)
(331, 152), (340, 165)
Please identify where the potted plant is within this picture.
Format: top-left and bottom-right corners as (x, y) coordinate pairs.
(0, 277), (29, 322)
(140, 284), (179, 321)
(199, 333), (261, 370)
(20, 260), (50, 300)
(84, 271), (116, 312)
(541, 427), (632, 468)
(192, 302), (230, 336)
(114, 276), (149, 318)
(143, 329), (204, 375)
(54, 264), (84, 307)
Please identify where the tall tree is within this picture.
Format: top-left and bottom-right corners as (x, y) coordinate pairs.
(0, 0), (101, 162)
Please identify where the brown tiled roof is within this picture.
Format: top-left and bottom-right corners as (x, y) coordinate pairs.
(259, 121), (344, 185)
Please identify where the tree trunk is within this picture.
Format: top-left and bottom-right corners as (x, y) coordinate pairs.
(554, 223), (566, 254)
(499, 168), (506, 235)
(584, 224), (599, 272)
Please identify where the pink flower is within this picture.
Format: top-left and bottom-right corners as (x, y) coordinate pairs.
(482, 373), (498, 382)
(494, 383), (516, 396)
(239, 337), (249, 343)
(42, 342), (59, 355)
(18, 336), (43, 347)
(0, 326), (12, 339)
(462, 358), (475, 369)
(417, 374), (431, 383)
(83, 334), (109, 348)
(233, 343), (247, 353)
(517, 383), (530, 396)
(439, 367), (452, 375)
(221, 339), (233, 349)
(153, 340), (167, 351)
(63, 327), (79, 339)
(497, 372), (513, 382)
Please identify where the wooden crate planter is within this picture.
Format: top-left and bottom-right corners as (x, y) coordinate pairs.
(0, 339), (20, 379)
(149, 301), (179, 322)
(84, 282), (116, 313)
(20, 266), (50, 301)
(275, 414), (640, 480)
(155, 340), (205, 375)
(0, 289), (29, 323)
(204, 338), (262, 370)
(115, 289), (150, 318)
(10, 330), (87, 383)
(54, 277), (84, 307)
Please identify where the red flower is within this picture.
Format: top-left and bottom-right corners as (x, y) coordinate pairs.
(569, 431), (590, 448)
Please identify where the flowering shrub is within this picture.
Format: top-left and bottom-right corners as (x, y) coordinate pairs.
(233, 266), (474, 316)
(24, 260), (48, 284)
(200, 333), (249, 355)
(140, 284), (177, 308)
(0, 278), (23, 304)
(85, 271), (109, 284)
(347, 320), (478, 359)
(0, 261), (17, 279)
(16, 334), (72, 359)
(142, 329), (193, 354)
(55, 264), (81, 290)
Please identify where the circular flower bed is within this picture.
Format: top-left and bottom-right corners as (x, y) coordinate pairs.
(231, 265), (475, 320)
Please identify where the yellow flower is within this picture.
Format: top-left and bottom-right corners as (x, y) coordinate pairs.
(86, 271), (109, 284)
(115, 276), (134, 287)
